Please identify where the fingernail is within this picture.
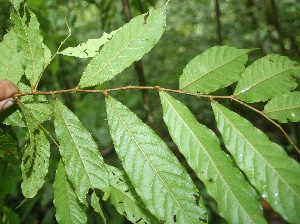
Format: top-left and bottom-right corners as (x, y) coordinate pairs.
(0, 98), (15, 112)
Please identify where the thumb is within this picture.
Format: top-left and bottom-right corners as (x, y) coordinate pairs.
(0, 79), (19, 112)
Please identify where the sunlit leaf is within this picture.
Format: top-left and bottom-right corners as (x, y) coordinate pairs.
(54, 161), (87, 224)
(212, 101), (300, 223)
(264, 91), (300, 123)
(106, 96), (207, 223)
(78, 8), (166, 88)
(160, 92), (267, 224)
(11, 9), (46, 87)
(0, 30), (23, 83)
(179, 46), (253, 93)
(19, 102), (50, 198)
(60, 29), (121, 58)
(106, 164), (159, 224)
(234, 54), (300, 102)
(53, 99), (110, 203)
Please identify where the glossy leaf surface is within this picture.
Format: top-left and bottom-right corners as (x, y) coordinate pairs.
(212, 101), (300, 223)
(53, 99), (109, 203)
(106, 96), (207, 223)
(106, 165), (159, 224)
(179, 46), (252, 93)
(160, 92), (266, 224)
(264, 91), (300, 123)
(78, 8), (166, 88)
(234, 54), (300, 102)
(54, 161), (87, 224)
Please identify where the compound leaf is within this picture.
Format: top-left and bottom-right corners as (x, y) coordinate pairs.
(264, 91), (300, 123)
(179, 46), (253, 94)
(106, 165), (159, 224)
(0, 30), (23, 83)
(106, 96), (207, 223)
(160, 92), (267, 224)
(234, 54), (300, 103)
(78, 8), (166, 88)
(212, 101), (300, 223)
(53, 99), (109, 204)
(60, 29), (121, 58)
(54, 161), (87, 224)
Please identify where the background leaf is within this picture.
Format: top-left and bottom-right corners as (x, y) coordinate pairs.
(212, 101), (300, 223)
(106, 96), (207, 223)
(264, 91), (300, 123)
(0, 30), (23, 83)
(78, 8), (166, 88)
(160, 92), (267, 224)
(106, 165), (159, 224)
(19, 102), (50, 198)
(0, 129), (17, 157)
(234, 54), (300, 102)
(60, 29), (121, 58)
(11, 9), (46, 87)
(53, 99), (109, 203)
(179, 46), (253, 93)
(54, 161), (87, 224)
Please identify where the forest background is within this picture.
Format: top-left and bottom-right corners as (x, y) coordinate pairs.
(0, 0), (299, 223)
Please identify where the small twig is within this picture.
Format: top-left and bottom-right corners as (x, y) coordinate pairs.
(14, 85), (299, 153)
(34, 17), (72, 92)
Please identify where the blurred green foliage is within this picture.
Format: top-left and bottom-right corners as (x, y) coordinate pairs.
(0, 0), (299, 223)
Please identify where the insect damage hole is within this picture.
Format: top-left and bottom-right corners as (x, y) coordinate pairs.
(173, 215), (177, 222)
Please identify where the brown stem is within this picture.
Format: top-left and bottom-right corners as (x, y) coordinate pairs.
(215, 0), (223, 45)
(121, 0), (154, 126)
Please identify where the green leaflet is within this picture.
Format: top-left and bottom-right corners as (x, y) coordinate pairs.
(212, 101), (300, 223)
(19, 102), (50, 198)
(11, 9), (48, 87)
(234, 54), (300, 103)
(0, 30), (23, 83)
(1, 83), (52, 127)
(179, 46), (253, 94)
(53, 99), (110, 204)
(106, 164), (160, 224)
(264, 91), (300, 123)
(106, 96), (207, 223)
(60, 29), (121, 58)
(160, 92), (267, 224)
(78, 8), (166, 88)
(54, 161), (87, 224)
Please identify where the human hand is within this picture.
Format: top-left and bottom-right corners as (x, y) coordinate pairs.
(0, 80), (19, 112)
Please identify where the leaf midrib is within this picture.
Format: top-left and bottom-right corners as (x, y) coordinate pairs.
(161, 93), (256, 223)
(107, 97), (193, 223)
(213, 102), (299, 201)
(80, 16), (154, 87)
(181, 51), (247, 90)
